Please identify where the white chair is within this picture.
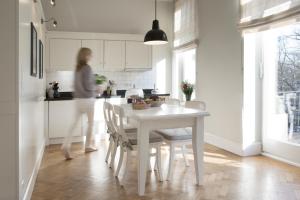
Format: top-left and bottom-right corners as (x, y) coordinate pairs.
(103, 102), (136, 168)
(153, 100), (206, 181)
(112, 105), (164, 184)
(165, 98), (181, 105)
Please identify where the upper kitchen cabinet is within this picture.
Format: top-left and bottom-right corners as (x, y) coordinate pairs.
(125, 41), (152, 70)
(104, 40), (125, 71)
(81, 40), (104, 72)
(49, 39), (81, 71)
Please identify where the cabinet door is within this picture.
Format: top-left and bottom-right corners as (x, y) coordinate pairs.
(104, 40), (125, 71)
(125, 41), (152, 69)
(49, 101), (82, 138)
(49, 39), (81, 71)
(81, 40), (104, 72)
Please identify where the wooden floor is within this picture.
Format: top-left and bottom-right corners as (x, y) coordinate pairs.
(32, 140), (300, 200)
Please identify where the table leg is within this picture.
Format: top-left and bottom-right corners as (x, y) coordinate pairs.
(192, 116), (204, 185)
(137, 122), (149, 196)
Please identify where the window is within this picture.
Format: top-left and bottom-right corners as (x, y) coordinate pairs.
(172, 0), (198, 101)
(244, 22), (300, 145)
(173, 48), (196, 100)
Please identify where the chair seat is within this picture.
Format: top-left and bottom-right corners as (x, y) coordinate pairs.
(127, 132), (163, 145)
(154, 128), (192, 141)
(124, 124), (137, 133)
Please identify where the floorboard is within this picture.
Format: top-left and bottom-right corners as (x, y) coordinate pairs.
(32, 140), (300, 200)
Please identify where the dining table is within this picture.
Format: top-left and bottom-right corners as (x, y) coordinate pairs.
(120, 103), (210, 196)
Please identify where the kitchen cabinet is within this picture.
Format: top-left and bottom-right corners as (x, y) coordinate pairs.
(125, 41), (152, 70)
(81, 40), (104, 72)
(104, 40), (125, 71)
(47, 34), (153, 72)
(49, 39), (81, 71)
(47, 98), (125, 144)
(48, 100), (82, 139)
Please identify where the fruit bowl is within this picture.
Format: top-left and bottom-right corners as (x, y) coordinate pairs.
(132, 103), (151, 110)
(150, 101), (164, 107)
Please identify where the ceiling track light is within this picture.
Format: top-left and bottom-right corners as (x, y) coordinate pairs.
(41, 17), (58, 28)
(50, 0), (56, 6)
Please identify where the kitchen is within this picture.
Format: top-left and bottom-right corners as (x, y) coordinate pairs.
(2, 0), (300, 199)
(44, 30), (172, 145)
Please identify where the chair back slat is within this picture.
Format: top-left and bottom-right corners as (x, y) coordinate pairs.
(112, 105), (129, 143)
(165, 98), (180, 106)
(185, 101), (206, 110)
(103, 102), (114, 133)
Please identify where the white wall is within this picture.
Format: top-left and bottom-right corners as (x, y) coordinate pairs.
(197, 0), (243, 146)
(19, 0), (46, 199)
(0, 0), (18, 199)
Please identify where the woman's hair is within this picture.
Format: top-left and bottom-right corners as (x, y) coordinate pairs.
(76, 47), (92, 71)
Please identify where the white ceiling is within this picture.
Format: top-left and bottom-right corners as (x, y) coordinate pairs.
(41, 0), (173, 34)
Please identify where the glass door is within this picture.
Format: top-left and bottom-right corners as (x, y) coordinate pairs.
(262, 23), (300, 164)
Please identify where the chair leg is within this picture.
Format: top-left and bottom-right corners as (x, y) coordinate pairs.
(115, 147), (124, 177)
(167, 144), (175, 181)
(121, 150), (131, 185)
(148, 148), (153, 171)
(156, 146), (163, 181)
(148, 160), (152, 171)
(182, 145), (190, 167)
(109, 141), (117, 169)
(105, 137), (113, 163)
(154, 156), (158, 171)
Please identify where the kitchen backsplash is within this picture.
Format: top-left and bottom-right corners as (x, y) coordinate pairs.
(46, 70), (156, 92)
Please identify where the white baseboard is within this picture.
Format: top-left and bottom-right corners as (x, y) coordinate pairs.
(242, 142), (262, 156)
(204, 132), (243, 156)
(22, 142), (45, 200)
(48, 136), (84, 145)
(262, 152), (300, 168)
(204, 132), (261, 156)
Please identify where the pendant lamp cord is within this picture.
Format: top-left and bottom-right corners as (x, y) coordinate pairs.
(155, 0), (157, 20)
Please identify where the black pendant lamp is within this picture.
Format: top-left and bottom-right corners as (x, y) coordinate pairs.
(144, 0), (168, 45)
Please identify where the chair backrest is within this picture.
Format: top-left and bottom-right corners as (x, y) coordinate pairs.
(185, 101), (206, 111)
(165, 98), (181, 106)
(103, 102), (114, 134)
(111, 105), (129, 143)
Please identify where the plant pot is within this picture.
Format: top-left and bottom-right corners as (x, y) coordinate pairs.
(185, 94), (192, 101)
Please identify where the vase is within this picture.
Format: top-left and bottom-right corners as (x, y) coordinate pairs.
(185, 94), (192, 101)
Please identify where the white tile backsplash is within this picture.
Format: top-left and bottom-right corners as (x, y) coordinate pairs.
(46, 70), (156, 92)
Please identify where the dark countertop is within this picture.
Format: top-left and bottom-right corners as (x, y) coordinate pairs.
(45, 90), (170, 101)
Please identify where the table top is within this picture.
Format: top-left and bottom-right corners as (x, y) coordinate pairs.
(121, 104), (210, 121)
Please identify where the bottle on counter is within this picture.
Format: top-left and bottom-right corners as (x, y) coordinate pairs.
(47, 82), (54, 98)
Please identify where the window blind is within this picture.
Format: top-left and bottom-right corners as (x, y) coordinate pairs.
(240, 0), (300, 29)
(174, 0), (198, 48)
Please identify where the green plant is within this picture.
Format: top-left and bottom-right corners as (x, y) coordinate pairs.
(181, 81), (194, 101)
(95, 74), (107, 85)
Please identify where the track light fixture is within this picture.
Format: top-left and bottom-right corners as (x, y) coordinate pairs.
(41, 18), (58, 28)
(50, 0), (56, 6)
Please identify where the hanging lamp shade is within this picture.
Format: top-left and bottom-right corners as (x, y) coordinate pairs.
(144, 0), (168, 45)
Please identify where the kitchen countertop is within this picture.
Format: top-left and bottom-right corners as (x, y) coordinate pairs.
(45, 94), (122, 101)
(45, 90), (171, 101)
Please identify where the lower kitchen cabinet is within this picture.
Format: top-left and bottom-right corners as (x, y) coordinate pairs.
(47, 98), (121, 144)
(48, 100), (82, 140)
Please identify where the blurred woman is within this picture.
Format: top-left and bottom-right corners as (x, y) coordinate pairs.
(61, 48), (97, 160)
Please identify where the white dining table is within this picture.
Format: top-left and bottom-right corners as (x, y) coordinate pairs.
(121, 104), (210, 196)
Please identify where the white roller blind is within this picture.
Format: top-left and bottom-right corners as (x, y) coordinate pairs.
(174, 0), (198, 48)
(240, 0), (300, 28)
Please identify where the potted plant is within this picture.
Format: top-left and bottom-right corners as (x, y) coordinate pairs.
(95, 74), (107, 96)
(181, 81), (194, 101)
